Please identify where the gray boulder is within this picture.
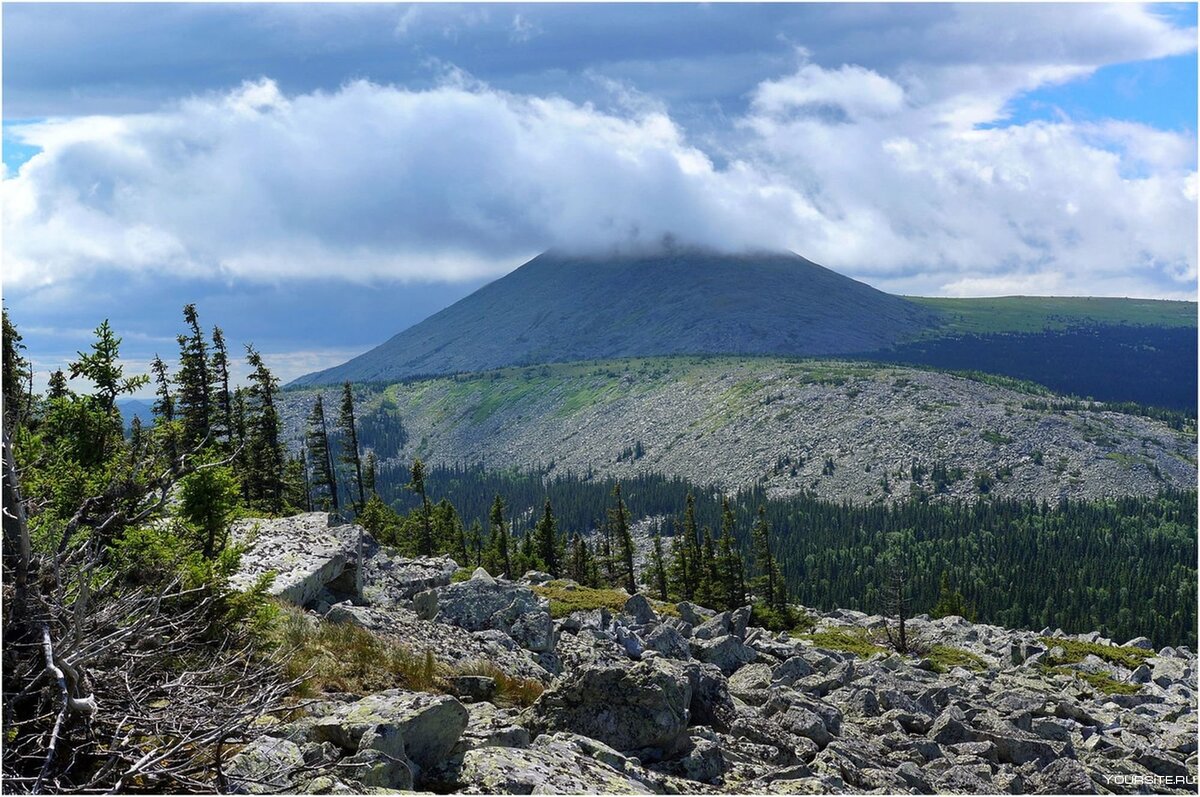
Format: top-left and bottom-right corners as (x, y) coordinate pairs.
(693, 612), (731, 640)
(225, 736), (305, 794)
(644, 624), (691, 660)
(360, 550), (460, 606)
(311, 690), (468, 776)
(622, 594), (658, 626)
(523, 658), (692, 752)
(692, 634), (756, 675)
(448, 734), (654, 794)
(452, 701), (531, 754)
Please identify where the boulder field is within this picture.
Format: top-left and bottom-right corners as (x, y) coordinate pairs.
(229, 514), (1198, 794)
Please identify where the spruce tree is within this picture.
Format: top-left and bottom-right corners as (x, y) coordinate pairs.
(667, 521), (692, 600)
(306, 395), (339, 512)
(610, 483), (636, 593)
(337, 382), (365, 511)
(569, 532), (592, 586)
(488, 494), (512, 578)
(363, 450), (378, 496)
(210, 326), (233, 445)
(68, 321), (148, 462)
(533, 499), (559, 577)
(466, 520), (485, 568)
(175, 304), (212, 449)
(750, 505), (780, 609)
(682, 493), (701, 599)
(408, 457), (434, 556)
(47, 370), (68, 400)
(244, 346), (285, 513)
(716, 499), (746, 610)
(2, 308), (30, 429)
(696, 528), (718, 608)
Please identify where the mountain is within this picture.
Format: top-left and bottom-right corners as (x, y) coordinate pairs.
(280, 357), (1197, 505)
(116, 398), (155, 429)
(288, 249), (1197, 410)
(290, 248), (937, 386)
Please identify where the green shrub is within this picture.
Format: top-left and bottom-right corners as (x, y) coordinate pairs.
(752, 602), (816, 633)
(531, 581), (630, 618)
(1038, 665), (1140, 695)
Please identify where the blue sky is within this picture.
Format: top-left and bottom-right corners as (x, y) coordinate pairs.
(2, 3), (1196, 391)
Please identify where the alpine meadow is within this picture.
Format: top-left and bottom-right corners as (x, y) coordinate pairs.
(2, 4), (1198, 796)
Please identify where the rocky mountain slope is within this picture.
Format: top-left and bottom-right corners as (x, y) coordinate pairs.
(289, 248), (937, 386)
(226, 514), (1198, 795)
(281, 357), (1196, 504)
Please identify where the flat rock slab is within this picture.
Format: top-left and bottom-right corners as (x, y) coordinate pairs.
(230, 512), (362, 606)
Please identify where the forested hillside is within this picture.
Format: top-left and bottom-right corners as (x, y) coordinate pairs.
(354, 462), (1198, 649)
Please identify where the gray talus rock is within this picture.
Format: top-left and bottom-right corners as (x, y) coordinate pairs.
(643, 624), (691, 660)
(450, 734), (657, 794)
(522, 658), (692, 753)
(622, 593), (659, 626)
(728, 662), (773, 704)
(692, 634), (756, 675)
(225, 736), (305, 794)
(693, 612), (731, 641)
(452, 701), (531, 754)
(311, 690), (468, 776)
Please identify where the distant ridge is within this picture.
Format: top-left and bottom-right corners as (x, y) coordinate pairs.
(290, 248), (936, 386)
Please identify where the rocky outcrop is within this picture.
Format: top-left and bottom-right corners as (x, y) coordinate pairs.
(229, 513), (360, 605)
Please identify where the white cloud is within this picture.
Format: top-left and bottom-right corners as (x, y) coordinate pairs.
(3, 3), (1196, 301)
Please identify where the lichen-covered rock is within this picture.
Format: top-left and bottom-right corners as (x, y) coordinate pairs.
(360, 549), (460, 606)
(230, 513), (360, 606)
(453, 701), (532, 754)
(225, 736), (305, 794)
(523, 658), (693, 753)
(312, 690), (468, 775)
(450, 736), (656, 794)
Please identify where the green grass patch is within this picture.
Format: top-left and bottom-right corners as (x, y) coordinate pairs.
(926, 644), (988, 673)
(1038, 665), (1141, 696)
(802, 627), (887, 658)
(453, 661), (546, 708)
(531, 581), (630, 618)
(266, 605), (441, 697)
(1039, 637), (1153, 670)
(450, 567), (473, 583)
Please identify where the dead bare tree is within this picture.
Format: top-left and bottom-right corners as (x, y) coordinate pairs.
(882, 561), (910, 654)
(3, 417), (292, 794)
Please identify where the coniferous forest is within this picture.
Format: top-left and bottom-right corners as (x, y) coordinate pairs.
(361, 461), (1197, 649)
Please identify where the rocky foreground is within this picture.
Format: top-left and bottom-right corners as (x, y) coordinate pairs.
(228, 514), (1198, 794)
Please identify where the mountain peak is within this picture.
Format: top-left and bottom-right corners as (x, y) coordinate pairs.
(290, 249), (936, 386)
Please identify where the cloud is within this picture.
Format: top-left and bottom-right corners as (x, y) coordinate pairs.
(3, 4), (1196, 300)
